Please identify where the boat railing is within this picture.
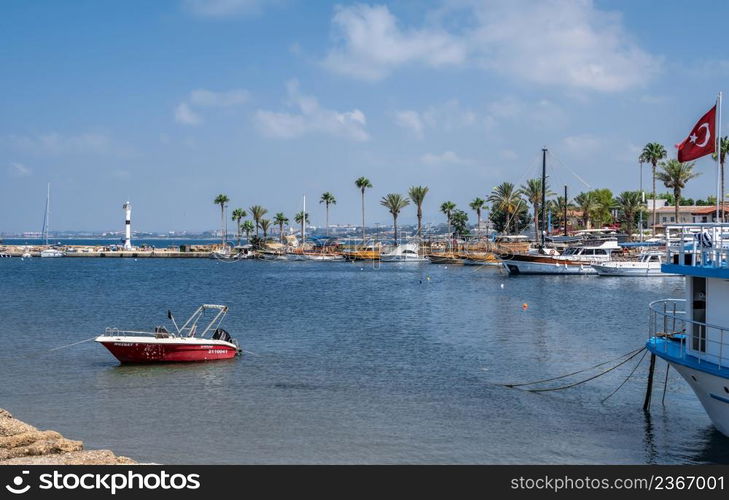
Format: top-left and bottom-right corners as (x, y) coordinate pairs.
(665, 223), (729, 270)
(103, 327), (176, 338)
(649, 298), (729, 369)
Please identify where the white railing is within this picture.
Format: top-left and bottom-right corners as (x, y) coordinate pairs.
(665, 223), (729, 269)
(649, 299), (729, 369)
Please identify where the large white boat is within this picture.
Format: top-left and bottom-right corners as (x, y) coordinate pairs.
(500, 238), (620, 275)
(591, 251), (681, 277)
(380, 243), (428, 262)
(646, 223), (729, 436)
(40, 248), (65, 258)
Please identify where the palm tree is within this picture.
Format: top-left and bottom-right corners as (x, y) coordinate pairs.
(214, 194), (229, 246)
(249, 205), (268, 237)
(656, 159), (700, 224)
(574, 192), (597, 229)
(440, 201), (456, 237)
(294, 211), (309, 242)
(615, 191), (643, 236)
(380, 193), (410, 245)
(319, 192), (336, 235)
(487, 182), (523, 234)
(241, 220), (255, 242)
(469, 197), (486, 238)
(408, 185), (429, 237)
(520, 178), (555, 242)
(549, 196), (574, 234)
(274, 212), (289, 242)
(259, 219), (272, 240)
(231, 208), (247, 246)
(712, 136), (729, 222)
(639, 143), (667, 235)
(355, 177), (373, 244)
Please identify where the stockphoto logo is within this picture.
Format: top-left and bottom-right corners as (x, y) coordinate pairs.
(4, 470), (200, 495)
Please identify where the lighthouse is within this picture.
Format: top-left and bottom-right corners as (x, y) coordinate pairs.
(123, 201), (132, 250)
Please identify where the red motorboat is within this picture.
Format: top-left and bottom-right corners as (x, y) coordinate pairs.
(95, 304), (241, 363)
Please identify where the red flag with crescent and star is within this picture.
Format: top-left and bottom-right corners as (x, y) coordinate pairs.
(676, 105), (716, 162)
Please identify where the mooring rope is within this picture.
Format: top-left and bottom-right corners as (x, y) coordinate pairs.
(601, 348), (648, 403)
(525, 347), (646, 393)
(47, 336), (98, 351)
(501, 346), (645, 388)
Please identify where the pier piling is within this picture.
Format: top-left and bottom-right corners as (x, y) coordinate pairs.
(643, 353), (656, 411)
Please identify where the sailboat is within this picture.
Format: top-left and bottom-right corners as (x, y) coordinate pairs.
(40, 184), (64, 258)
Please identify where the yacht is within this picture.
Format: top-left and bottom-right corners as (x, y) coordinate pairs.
(380, 243), (428, 262)
(591, 251), (681, 277)
(40, 248), (65, 258)
(500, 238), (619, 275)
(646, 223), (729, 436)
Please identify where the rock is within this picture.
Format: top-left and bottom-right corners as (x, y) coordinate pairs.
(0, 408), (136, 465)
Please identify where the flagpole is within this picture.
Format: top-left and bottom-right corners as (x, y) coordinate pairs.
(717, 92), (722, 223)
(718, 92), (723, 223)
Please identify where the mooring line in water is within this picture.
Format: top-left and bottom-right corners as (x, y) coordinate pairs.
(500, 346), (645, 388)
(47, 336), (98, 351)
(525, 348), (646, 393)
(601, 348), (648, 403)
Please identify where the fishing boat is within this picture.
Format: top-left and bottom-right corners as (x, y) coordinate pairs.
(591, 251), (680, 277)
(380, 242), (428, 262)
(461, 251), (501, 266)
(427, 252), (464, 265)
(646, 223), (729, 436)
(95, 304), (241, 363)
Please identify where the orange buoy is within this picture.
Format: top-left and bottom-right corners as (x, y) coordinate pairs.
(521, 303), (528, 311)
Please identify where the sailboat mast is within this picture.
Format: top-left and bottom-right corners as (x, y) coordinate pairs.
(302, 195), (306, 244)
(44, 183), (50, 245)
(541, 148), (547, 247)
(563, 185), (568, 237)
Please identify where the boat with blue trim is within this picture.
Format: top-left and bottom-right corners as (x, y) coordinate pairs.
(646, 223), (729, 435)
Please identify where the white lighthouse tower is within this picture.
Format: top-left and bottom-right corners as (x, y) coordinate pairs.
(123, 201), (132, 250)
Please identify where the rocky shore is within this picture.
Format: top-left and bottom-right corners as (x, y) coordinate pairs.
(0, 409), (136, 465)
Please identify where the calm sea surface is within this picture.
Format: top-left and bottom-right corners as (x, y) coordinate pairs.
(1, 258), (728, 464)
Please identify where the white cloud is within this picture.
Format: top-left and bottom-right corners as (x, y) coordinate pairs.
(182, 0), (266, 18)
(7, 162), (31, 177)
(322, 1), (660, 91)
(254, 80), (369, 142)
(323, 4), (467, 81)
(394, 100), (476, 139)
(174, 88), (249, 125)
(174, 103), (202, 125)
(499, 149), (518, 161)
(421, 151), (471, 166)
(2, 132), (116, 155)
(394, 110), (425, 139)
(563, 133), (602, 155)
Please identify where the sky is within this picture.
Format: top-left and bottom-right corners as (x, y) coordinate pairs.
(2, 0), (729, 233)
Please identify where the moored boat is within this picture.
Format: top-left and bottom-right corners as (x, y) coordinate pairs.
(380, 243), (428, 262)
(95, 304), (241, 363)
(646, 223), (729, 436)
(592, 251), (680, 277)
(500, 238), (619, 275)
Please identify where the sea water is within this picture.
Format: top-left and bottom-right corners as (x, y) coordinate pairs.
(1, 258), (727, 464)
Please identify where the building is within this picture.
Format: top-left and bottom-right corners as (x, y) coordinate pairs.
(647, 204), (729, 229)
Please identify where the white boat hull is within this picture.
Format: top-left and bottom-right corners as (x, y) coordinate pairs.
(669, 363), (729, 437)
(592, 262), (680, 277)
(379, 256), (429, 262)
(502, 259), (597, 275)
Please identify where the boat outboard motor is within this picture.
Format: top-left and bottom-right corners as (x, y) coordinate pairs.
(212, 328), (232, 342)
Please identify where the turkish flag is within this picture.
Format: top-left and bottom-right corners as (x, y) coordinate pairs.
(676, 105), (716, 162)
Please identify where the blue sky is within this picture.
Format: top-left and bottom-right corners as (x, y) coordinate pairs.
(2, 0), (729, 233)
